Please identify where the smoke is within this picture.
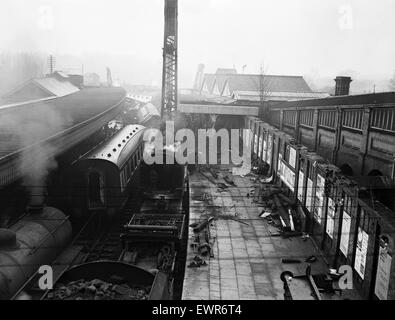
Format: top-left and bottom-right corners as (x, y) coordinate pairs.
(0, 103), (71, 206)
(0, 52), (46, 97)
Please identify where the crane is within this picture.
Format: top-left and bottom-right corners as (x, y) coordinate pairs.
(161, 0), (178, 122)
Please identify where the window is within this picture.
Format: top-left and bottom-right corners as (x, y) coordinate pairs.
(270, 110), (281, 127)
(136, 148), (141, 162)
(371, 108), (395, 132)
(300, 110), (314, 127)
(120, 168), (129, 191)
(126, 159), (132, 179)
(318, 110), (336, 128)
(342, 109), (363, 130)
(283, 110), (297, 127)
(285, 145), (296, 168)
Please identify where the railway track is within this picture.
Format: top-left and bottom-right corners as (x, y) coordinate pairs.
(11, 196), (141, 300)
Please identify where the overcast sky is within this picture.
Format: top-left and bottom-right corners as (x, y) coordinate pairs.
(1, 0), (395, 87)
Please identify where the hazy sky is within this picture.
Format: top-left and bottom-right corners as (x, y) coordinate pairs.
(1, 0), (395, 87)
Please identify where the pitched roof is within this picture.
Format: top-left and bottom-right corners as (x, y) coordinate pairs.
(53, 71), (70, 79)
(34, 77), (80, 97)
(201, 74), (216, 92)
(225, 74), (313, 93)
(216, 68), (237, 75)
(201, 73), (314, 96)
(2, 77), (79, 100)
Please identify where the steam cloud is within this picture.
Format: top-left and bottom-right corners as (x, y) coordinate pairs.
(0, 103), (71, 206)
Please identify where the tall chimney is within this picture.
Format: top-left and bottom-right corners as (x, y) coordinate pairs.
(193, 63), (205, 91)
(334, 76), (352, 96)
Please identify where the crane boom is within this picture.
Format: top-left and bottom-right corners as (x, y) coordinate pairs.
(161, 0), (178, 121)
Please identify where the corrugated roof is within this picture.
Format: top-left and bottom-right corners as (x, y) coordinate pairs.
(225, 74), (313, 93)
(201, 73), (314, 97)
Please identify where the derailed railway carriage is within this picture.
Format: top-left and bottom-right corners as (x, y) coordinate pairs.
(70, 124), (146, 218)
(246, 116), (395, 300)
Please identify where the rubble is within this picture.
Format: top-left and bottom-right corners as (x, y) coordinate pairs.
(192, 217), (214, 233)
(187, 255), (207, 268)
(282, 258), (302, 264)
(259, 211), (271, 218)
(305, 255), (317, 263)
(223, 175), (236, 186)
(47, 278), (151, 300)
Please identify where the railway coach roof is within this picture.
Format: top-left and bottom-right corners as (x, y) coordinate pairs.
(80, 124), (146, 168)
(0, 87), (126, 160)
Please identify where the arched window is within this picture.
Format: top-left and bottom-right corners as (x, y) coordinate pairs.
(340, 164), (353, 176)
(368, 169), (383, 176)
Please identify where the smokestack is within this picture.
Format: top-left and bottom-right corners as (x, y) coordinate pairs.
(334, 76), (352, 96)
(193, 63), (205, 91)
(26, 186), (46, 214)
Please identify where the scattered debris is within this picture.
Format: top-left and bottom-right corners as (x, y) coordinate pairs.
(217, 182), (228, 190)
(208, 167), (219, 179)
(280, 230), (303, 239)
(301, 233), (310, 241)
(223, 175), (236, 186)
(288, 208), (295, 232)
(193, 217), (214, 233)
(260, 175), (273, 183)
(260, 211), (271, 218)
(277, 193), (295, 206)
(282, 258), (302, 264)
(226, 216), (249, 226)
(188, 255), (207, 268)
(305, 255), (317, 263)
(198, 243), (211, 256)
(47, 278), (150, 300)
(189, 222), (199, 228)
(273, 195), (291, 228)
(279, 216), (287, 228)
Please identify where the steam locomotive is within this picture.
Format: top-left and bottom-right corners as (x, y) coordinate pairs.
(1, 109), (188, 299)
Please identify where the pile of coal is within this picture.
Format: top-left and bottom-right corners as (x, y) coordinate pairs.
(47, 278), (151, 300)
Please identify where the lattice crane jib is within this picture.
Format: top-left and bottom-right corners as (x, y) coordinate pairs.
(161, 0), (178, 121)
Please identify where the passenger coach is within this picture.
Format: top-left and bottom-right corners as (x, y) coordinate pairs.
(70, 124), (146, 218)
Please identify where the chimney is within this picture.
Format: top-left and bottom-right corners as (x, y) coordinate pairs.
(334, 76), (352, 96)
(193, 63), (205, 91)
(26, 186), (45, 214)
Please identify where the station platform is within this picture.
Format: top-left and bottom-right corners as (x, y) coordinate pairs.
(182, 165), (341, 300)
